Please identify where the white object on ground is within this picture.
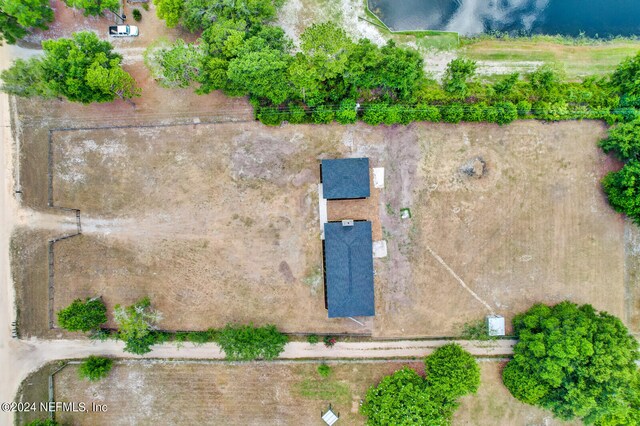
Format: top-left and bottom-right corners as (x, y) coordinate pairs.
(487, 315), (506, 336)
(318, 184), (328, 240)
(372, 240), (388, 258)
(373, 167), (385, 188)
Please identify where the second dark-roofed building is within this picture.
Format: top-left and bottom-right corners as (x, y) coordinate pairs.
(324, 220), (375, 318)
(321, 158), (370, 200)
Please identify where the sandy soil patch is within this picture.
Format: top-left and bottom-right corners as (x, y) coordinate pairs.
(454, 361), (580, 426)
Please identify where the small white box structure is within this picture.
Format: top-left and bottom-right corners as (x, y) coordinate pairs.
(373, 167), (385, 188)
(321, 405), (340, 425)
(372, 240), (388, 258)
(486, 315), (506, 336)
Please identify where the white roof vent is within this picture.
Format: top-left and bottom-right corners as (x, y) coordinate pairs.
(342, 220), (354, 227)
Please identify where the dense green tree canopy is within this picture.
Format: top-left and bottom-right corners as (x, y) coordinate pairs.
(0, 11), (27, 44)
(503, 302), (639, 424)
(425, 342), (480, 402)
(599, 119), (640, 161)
(79, 356), (113, 381)
(57, 298), (107, 332)
(216, 323), (288, 360)
(602, 160), (640, 224)
(2, 32), (139, 103)
(154, 0), (185, 28)
(361, 344), (480, 425)
(1, 0), (53, 30)
(63, 0), (119, 16)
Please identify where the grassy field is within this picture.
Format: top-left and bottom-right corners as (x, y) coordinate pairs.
(10, 360), (578, 425)
(462, 38), (640, 79)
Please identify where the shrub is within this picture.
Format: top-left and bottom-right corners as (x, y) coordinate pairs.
(142, 2), (149, 11)
(286, 104), (307, 124)
(464, 102), (485, 122)
(187, 329), (217, 345)
(79, 356), (113, 381)
(257, 107), (284, 126)
(307, 334), (319, 345)
(362, 102), (388, 126)
(503, 301), (639, 424)
(336, 99), (357, 124)
(602, 160), (640, 223)
(493, 101), (518, 125)
(89, 328), (113, 341)
(57, 298), (107, 332)
(516, 100), (532, 118)
(414, 104), (440, 122)
(599, 119), (640, 161)
(216, 323), (288, 360)
(323, 335), (336, 347)
(133, 9), (142, 21)
(442, 103), (464, 123)
(460, 320), (495, 341)
(317, 364), (331, 378)
(312, 105), (335, 124)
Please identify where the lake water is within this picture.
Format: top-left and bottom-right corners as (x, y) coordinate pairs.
(368, 0), (640, 37)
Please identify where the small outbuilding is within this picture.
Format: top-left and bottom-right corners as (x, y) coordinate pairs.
(323, 220), (375, 318)
(486, 315), (506, 336)
(321, 158), (370, 200)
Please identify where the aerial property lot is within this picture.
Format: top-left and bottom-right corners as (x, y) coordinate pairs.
(45, 119), (637, 337)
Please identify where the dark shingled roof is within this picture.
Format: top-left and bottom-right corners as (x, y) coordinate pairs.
(324, 221), (375, 318)
(321, 158), (370, 200)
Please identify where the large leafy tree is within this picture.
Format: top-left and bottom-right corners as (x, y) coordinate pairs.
(63, 0), (120, 16)
(425, 343), (480, 403)
(361, 368), (443, 426)
(227, 47), (292, 104)
(154, 0), (185, 28)
(2, 32), (139, 103)
(361, 344), (480, 425)
(114, 297), (162, 355)
(602, 160), (640, 224)
(216, 323), (288, 360)
(599, 119), (640, 161)
(57, 298), (107, 332)
(182, 0), (283, 32)
(1, 0), (53, 30)
(503, 302), (640, 424)
(0, 11), (27, 44)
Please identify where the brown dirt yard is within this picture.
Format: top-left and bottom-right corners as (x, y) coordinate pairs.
(35, 360), (574, 426)
(46, 120), (636, 337)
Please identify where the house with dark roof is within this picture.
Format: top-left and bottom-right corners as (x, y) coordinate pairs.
(319, 157), (375, 318)
(323, 221), (375, 318)
(321, 158), (370, 200)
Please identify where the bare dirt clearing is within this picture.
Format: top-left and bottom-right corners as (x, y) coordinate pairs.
(42, 119), (635, 337)
(51, 123), (369, 333)
(454, 361), (579, 426)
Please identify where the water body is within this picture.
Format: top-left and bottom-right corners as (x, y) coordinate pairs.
(368, 0), (640, 37)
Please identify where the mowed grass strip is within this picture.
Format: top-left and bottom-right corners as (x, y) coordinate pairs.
(463, 39), (640, 79)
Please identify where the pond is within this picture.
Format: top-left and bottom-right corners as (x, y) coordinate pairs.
(368, 0), (640, 37)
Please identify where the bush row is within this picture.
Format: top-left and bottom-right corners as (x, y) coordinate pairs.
(257, 101), (638, 126)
